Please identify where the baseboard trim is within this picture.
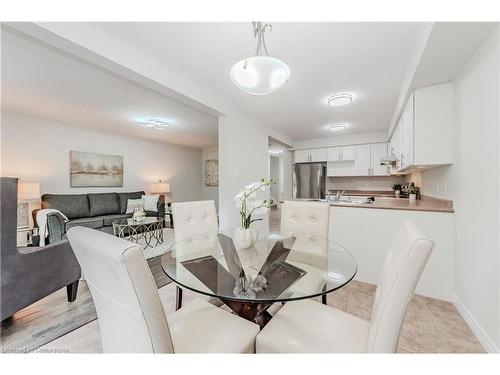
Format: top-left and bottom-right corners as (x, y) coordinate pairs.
(452, 293), (499, 353)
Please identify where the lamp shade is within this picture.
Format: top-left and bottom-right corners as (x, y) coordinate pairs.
(18, 182), (40, 200)
(230, 56), (290, 95)
(150, 182), (170, 194)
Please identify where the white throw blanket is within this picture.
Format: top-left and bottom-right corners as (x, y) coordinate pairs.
(36, 209), (69, 247)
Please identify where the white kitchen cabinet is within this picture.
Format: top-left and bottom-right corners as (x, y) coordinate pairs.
(294, 148), (328, 163)
(340, 146), (356, 161)
(327, 147), (341, 161)
(370, 143), (389, 176)
(413, 83), (453, 166)
(294, 149), (310, 163)
(389, 126), (400, 169)
(327, 146), (355, 161)
(310, 148), (328, 162)
(352, 144), (371, 176)
(391, 83), (453, 172)
(329, 206), (454, 301)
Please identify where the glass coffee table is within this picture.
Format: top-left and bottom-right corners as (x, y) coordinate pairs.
(161, 230), (357, 327)
(113, 217), (164, 249)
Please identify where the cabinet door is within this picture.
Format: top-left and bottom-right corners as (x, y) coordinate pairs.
(327, 147), (341, 161)
(341, 146), (356, 161)
(310, 148), (328, 162)
(403, 95), (414, 166)
(353, 144), (371, 176)
(294, 149), (310, 163)
(371, 143), (389, 176)
(398, 95), (414, 170)
(391, 126), (400, 169)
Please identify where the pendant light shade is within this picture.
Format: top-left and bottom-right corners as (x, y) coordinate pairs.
(230, 56), (291, 95)
(230, 22), (290, 96)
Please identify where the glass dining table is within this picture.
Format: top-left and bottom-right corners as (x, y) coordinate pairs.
(161, 229), (357, 328)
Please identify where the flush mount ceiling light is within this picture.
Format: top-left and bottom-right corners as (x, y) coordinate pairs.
(327, 93), (353, 107)
(230, 22), (291, 96)
(329, 124), (347, 131)
(139, 119), (169, 130)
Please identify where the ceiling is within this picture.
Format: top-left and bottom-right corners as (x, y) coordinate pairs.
(1, 29), (219, 149)
(90, 22), (427, 141)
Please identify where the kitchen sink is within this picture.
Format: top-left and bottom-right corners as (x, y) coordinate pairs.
(330, 195), (374, 205)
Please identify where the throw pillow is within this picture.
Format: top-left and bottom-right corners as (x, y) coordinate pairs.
(126, 199), (144, 214)
(142, 194), (159, 212)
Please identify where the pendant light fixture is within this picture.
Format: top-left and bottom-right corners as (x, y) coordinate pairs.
(230, 22), (290, 95)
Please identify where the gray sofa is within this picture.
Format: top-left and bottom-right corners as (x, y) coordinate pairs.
(1, 177), (81, 321)
(34, 191), (165, 244)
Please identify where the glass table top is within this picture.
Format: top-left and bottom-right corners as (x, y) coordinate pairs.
(161, 230), (357, 303)
(112, 217), (163, 227)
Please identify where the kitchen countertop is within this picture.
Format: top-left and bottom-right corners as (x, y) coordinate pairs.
(330, 195), (454, 213)
(290, 191), (454, 213)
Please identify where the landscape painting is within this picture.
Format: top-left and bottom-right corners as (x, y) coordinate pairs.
(70, 151), (123, 187)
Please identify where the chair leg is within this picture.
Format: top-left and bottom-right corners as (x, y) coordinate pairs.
(322, 294), (327, 305)
(175, 286), (183, 310)
(66, 280), (79, 302)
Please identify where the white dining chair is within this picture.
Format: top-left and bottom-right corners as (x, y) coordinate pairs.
(171, 200), (219, 309)
(280, 200), (330, 239)
(67, 226), (259, 353)
(256, 219), (434, 353)
(280, 200), (331, 304)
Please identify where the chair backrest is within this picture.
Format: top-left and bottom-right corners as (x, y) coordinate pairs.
(366, 220), (434, 353)
(67, 226), (174, 353)
(172, 200), (218, 241)
(280, 200), (330, 239)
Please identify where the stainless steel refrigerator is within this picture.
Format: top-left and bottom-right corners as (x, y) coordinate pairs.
(293, 162), (327, 200)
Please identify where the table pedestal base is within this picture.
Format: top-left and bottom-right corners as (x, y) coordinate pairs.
(220, 299), (273, 329)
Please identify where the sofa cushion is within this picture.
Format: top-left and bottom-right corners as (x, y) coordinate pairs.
(118, 191), (145, 214)
(88, 193), (120, 217)
(100, 213), (133, 227)
(65, 217), (104, 231)
(42, 194), (90, 219)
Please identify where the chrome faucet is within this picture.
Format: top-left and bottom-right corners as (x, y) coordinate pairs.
(334, 190), (345, 201)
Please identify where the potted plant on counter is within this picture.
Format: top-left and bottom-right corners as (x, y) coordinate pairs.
(234, 179), (273, 249)
(404, 185), (419, 202)
(392, 184), (402, 198)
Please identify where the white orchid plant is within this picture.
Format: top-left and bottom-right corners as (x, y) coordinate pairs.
(234, 179), (274, 230)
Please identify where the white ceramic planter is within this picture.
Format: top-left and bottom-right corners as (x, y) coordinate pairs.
(234, 227), (259, 249)
(395, 190), (401, 198)
(409, 193), (417, 203)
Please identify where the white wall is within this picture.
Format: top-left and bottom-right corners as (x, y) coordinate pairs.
(20, 23), (293, 236)
(269, 156), (279, 201)
(293, 130), (388, 149)
(421, 28), (500, 352)
(1, 112), (203, 203)
(201, 146), (219, 210)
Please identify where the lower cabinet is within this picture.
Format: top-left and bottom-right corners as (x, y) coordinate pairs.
(329, 206), (454, 300)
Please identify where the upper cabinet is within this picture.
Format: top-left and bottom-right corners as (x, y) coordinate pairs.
(327, 146), (355, 162)
(310, 148), (328, 162)
(370, 143), (389, 176)
(294, 148), (327, 163)
(325, 142), (389, 177)
(294, 149), (310, 163)
(390, 83), (453, 172)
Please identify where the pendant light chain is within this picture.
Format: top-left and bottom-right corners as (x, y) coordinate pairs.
(252, 21), (272, 56)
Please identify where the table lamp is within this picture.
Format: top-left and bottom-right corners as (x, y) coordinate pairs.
(150, 180), (171, 203)
(17, 182), (40, 228)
